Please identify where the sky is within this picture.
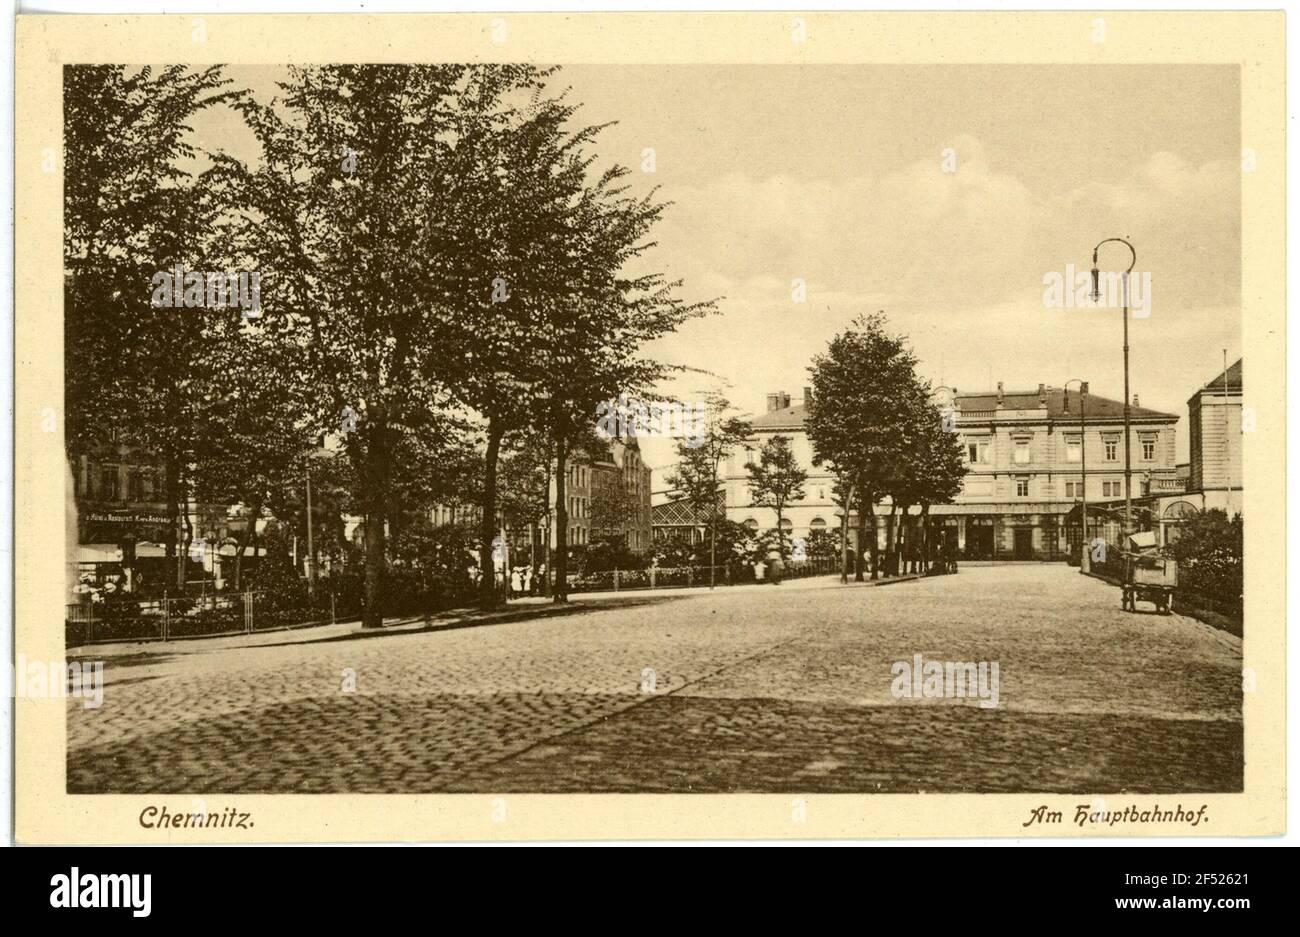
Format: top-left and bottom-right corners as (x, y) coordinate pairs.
(187, 63), (1242, 481)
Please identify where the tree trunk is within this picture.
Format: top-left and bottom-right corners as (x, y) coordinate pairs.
(478, 416), (505, 608)
(896, 503), (910, 573)
(866, 494), (879, 581)
(839, 481), (853, 585)
(552, 434), (569, 603)
(530, 523), (540, 596)
(165, 450), (181, 588)
(361, 405), (391, 628)
(541, 510), (552, 597)
(885, 502), (899, 576)
(921, 503), (931, 574)
(855, 487), (868, 582)
(179, 486), (193, 592)
(709, 502), (717, 589)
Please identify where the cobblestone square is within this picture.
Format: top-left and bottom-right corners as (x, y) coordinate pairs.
(67, 565), (1243, 794)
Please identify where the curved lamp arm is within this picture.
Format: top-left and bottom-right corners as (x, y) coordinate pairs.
(1090, 237), (1136, 301)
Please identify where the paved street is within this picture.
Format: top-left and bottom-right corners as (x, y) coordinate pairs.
(67, 565), (1242, 794)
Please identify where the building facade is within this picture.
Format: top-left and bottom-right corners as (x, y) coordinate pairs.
(550, 436), (653, 553)
(723, 382), (1182, 561)
(1136, 358), (1242, 545)
(69, 438), (241, 595)
(1185, 358), (1242, 515)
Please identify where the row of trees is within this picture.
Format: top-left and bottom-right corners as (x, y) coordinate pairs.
(65, 64), (710, 625)
(660, 315), (965, 583)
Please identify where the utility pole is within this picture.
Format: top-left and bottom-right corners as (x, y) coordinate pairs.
(305, 467), (316, 599)
(1065, 379), (1089, 569)
(1223, 348), (1233, 515)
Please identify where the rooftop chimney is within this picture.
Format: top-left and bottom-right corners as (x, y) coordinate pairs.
(803, 386), (813, 408)
(1038, 383), (1046, 406)
(1132, 393), (1140, 408)
(996, 382), (1004, 405)
(767, 391), (791, 413)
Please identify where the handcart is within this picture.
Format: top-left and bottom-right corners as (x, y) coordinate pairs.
(1121, 554), (1177, 615)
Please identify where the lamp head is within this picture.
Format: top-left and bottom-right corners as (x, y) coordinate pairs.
(1089, 266), (1102, 303)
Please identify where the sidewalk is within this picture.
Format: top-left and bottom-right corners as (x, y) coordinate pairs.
(68, 571), (923, 661)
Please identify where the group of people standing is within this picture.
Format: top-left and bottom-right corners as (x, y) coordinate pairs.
(508, 564), (545, 598)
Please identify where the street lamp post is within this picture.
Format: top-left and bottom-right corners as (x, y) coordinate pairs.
(1090, 237), (1137, 544)
(1063, 379), (1089, 571)
(305, 466), (316, 599)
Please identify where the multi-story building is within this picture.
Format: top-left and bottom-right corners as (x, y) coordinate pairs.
(725, 388), (838, 545)
(1136, 358), (1242, 544)
(604, 438), (653, 552)
(723, 382), (1182, 561)
(69, 437), (236, 594)
(550, 436), (653, 553)
(1185, 358), (1242, 515)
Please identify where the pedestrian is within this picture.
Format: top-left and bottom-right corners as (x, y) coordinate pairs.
(523, 566), (533, 596)
(768, 546), (785, 585)
(510, 566), (523, 597)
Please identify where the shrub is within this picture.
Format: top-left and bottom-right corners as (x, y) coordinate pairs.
(1163, 509), (1243, 617)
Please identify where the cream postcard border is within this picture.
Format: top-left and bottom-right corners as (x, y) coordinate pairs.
(14, 11), (1285, 843)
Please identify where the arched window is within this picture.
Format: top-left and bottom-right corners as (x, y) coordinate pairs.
(743, 517), (759, 532)
(1163, 500), (1198, 520)
(809, 517), (827, 534)
(779, 518), (793, 531)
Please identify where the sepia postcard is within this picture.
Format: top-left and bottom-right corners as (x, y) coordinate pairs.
(12, 11), (1285, 843)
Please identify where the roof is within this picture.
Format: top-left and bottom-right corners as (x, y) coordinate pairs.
(1196, 358), (1242, 393)
(749, 388), (1177, 429)
(750, 403), (809, 430)
(955, 388), (1177, 422)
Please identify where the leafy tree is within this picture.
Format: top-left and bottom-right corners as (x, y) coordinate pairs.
(209, 64), (503, 626)
(409, 68), (714, 607)
(64, 65), (242, 586)
(529, 178), (713, 603)
(744, 435), (808, 560)
(664, 393), (752, 587)
(904, 407), (967, 571)
(807, 313), (923, 580)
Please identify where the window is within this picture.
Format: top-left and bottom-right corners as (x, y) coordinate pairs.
(1103, 436), (1119, 461)
(1065, 481), (1080, 498)
(1065, 435), (1081, 463)
(1102, 481), (1123, 497)
(966, 440), (990, 464)
(1015, 477), (1029, 497)
(99, 465), (119, 501)
(1013, 438), (1031, 465)
(127, 471), (144, 501)
(1141, 435), (1156, 461)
